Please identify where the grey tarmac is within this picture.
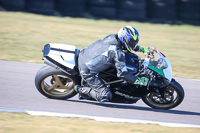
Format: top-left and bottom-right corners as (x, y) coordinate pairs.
(0, 60), (199, 125)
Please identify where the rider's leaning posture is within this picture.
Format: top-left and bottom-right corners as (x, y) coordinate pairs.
(75, 26), (154, 102)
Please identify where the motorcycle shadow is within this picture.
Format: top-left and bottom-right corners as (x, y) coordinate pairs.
(66, 99), (200, 116)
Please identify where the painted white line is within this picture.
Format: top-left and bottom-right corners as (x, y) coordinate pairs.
(0, 107), (200, 128)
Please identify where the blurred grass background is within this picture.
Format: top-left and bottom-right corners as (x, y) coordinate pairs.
(0, 112), (199, 133)
(0, 11), (200, 133)
(0, 11), (200, 79)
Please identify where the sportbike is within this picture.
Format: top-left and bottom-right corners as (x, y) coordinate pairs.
(35, 43), (184, 109)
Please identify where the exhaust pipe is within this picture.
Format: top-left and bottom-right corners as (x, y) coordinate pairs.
(43, 57), (71, 75)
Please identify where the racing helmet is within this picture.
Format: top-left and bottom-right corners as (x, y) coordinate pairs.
(118, 26), (140, 52)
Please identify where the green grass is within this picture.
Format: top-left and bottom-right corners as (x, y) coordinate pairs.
(0, 112), (199, 133)
(0, 11), (200, 79)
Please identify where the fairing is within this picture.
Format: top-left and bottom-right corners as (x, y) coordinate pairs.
(148, 47), (172, 82)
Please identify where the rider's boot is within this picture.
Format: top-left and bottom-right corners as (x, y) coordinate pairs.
(74, 85), (111, 102)
(100, 99), (110, 103)
(78, 94), (84, 100)
(74, 85), (92, 100)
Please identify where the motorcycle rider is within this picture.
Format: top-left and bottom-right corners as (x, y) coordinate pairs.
(75, 26), (151, 102)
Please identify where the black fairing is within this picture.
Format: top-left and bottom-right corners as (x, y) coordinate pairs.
(110, 84), (150, 104)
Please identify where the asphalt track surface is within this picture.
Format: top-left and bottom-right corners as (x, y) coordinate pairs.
(0, 60), (200, 126)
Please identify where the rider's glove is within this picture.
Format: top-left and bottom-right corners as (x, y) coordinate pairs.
(140, 46), (151, 56)
(140, 46), (151, 54)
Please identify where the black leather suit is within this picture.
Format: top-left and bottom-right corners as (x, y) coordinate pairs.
(78, 34), (140, 101)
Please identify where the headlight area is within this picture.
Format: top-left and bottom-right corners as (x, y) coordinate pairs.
(156, 58), (168, 69)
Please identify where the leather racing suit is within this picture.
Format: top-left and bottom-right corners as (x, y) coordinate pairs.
(78, 34), (141, 101)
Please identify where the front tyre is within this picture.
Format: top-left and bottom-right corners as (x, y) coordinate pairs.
(35, 65), (80, 100)
(142, 79), (184, 110)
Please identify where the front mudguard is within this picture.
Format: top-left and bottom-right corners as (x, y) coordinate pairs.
(169, 78), (177, 85)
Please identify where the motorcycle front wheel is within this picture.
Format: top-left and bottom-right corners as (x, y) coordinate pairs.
(142, 79), (184, 110)
(35, 65), (80, 100)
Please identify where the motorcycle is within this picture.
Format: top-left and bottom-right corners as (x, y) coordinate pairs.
(35, 43), (184, 110)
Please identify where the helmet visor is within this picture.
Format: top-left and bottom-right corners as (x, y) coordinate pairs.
(128, 37), (139, 51)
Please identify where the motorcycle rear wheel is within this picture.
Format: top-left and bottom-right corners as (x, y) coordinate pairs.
(35, 65), (80, 100)
(142, 79), (184, 110)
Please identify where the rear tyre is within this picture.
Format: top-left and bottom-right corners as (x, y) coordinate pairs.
(35, 65), (80, 100)
(142, 79), (184, 110)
